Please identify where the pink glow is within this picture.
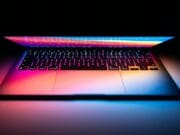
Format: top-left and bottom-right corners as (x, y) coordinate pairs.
(1, 70), (125, 95)
(1, 70), (56, 94)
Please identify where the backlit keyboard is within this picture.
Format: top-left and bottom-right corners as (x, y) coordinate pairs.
(18, 48), (158, 70)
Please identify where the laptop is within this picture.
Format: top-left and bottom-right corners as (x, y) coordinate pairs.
(0, 36), (179, 98)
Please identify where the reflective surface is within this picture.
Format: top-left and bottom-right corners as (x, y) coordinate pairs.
(0, 101), (180, 135)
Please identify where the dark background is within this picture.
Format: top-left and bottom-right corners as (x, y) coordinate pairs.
(0, 1), (179, 36)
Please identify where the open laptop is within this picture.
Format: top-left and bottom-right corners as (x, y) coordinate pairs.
(0, 36), (179, 98)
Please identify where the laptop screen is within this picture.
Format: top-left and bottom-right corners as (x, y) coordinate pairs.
(4, 36), (173, 48)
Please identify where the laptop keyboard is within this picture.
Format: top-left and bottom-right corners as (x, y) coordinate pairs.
(18, 48), (158, 70)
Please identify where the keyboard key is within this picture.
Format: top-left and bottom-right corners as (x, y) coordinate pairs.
(19, 65), (27, 70)
(130, 68), (139, 70)
(150, 67), (158, 70)
(39, 66), (47, 70)
(29, 66), (37, 70)
(48, 65), (59, 70)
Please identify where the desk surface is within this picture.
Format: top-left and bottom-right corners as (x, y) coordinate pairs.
(0, 101), (180, 135)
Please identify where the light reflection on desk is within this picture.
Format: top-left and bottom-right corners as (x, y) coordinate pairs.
(0, 101), (180, 135)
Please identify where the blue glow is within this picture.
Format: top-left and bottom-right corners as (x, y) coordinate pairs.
(54, 36), (174, 42)
(1, 101), (180, 135)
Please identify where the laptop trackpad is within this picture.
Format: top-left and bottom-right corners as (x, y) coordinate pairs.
(121, 70), (178, 95)
(1, 70), (56, 95)
(53, 71), (125, 95)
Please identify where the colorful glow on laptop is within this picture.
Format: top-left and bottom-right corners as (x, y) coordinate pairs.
(4, 36), (173, 47)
